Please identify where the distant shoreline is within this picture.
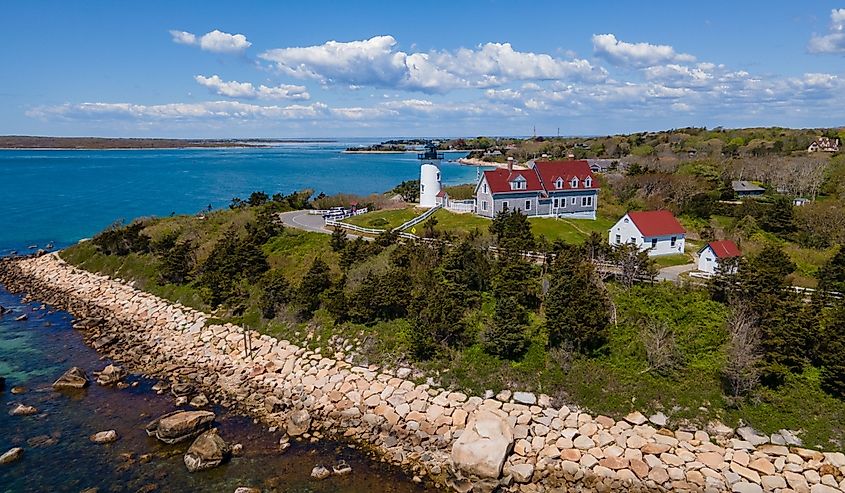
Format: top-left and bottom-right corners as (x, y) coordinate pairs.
(0, 136), (336, 150)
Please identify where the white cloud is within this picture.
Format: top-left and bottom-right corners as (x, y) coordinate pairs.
(259, 35), (603, 93)
(592, 34), (695, 67)
(27, 101), (329, 121)
(170, 29), (251, 54)
(485, 88), (522, 101)
(194, 75), (310, 100)
(808, 8), (845, 54)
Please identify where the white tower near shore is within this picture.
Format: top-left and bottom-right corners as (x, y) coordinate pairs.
(419, 142), (443, 208)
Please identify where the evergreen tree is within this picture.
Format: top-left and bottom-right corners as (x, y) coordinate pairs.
(295, 258), (332, 316)
(545, 255), (611, 354)
(440, 238), (490, 293)
(321, 276), (349, 322)
(330, 226), (348, 252)
(482, 296), (530, 359)
(491, 254), (540, 308)
(409, 282), (468, 359)
(819, 300), (845, 397)
(246, 208), (284, 245)
(490, 207), (535, 252)
(259, 270), (291, 319)
(158, 239), (194, 285)
(818, 246), (845, 296)
(197, 230), (269, 307)
(348, 269), (412, 323)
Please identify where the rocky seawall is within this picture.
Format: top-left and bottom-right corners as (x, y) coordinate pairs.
(1, 254), (844, 493)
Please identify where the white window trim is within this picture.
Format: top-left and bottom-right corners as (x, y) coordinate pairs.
(570, 197), (576, 205)
(482, 183), (487, 193)
(570, 178), (579, 188)
(525, 200), (531, 210)
(585, 177), (592, 187)
(555, 178), (563, 189)
(502, 200), (509, 210)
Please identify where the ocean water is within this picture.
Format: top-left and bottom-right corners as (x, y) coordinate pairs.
(0, 142), (474, 252)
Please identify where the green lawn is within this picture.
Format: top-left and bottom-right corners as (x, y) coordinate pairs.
(653, 254), (693, 268)
(343, 206), (423, 230)
(530, 215), (615, 244)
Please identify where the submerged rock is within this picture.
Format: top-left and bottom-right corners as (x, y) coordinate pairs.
(145, 410), (215, 444)
(184, 429), (229, 473)
(10, 403), (38, 416)
(52, 367), (89, 390)
(96, 364), (125, 386)
(311, 465), (331, 480)
(10, 386), (27, 395)
(451, 409), (514, 479)
(0, 447), (23, 465)
(90, 430), (119, 444)
(286, 409), (311, 437)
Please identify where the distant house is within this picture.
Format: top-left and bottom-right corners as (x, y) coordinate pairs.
(608, 210), (686, 256)
(732, 180), (765, 198)
(792, 197), (810, 207)
(697, 240), (741, 274)
(475, 160), (599, 219)
(807, 137), (840, 153)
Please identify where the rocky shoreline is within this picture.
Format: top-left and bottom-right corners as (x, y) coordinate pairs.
(1, 253), (844, 493)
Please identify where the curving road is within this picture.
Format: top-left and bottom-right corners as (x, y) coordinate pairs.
(278, 210), (331, 234)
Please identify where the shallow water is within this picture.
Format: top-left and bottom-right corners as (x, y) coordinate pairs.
(0, 287), (433, 493)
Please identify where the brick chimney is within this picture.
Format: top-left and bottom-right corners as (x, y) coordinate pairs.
(507, 156), (514, 173)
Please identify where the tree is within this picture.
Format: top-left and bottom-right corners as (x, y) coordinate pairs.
(348, 269), (412, 323)
(408, 282), (469, 359)
(93, 221), (150, 256)
(259, 270), (291, 319)
(440, 238), (490, 293)
(294, 258), (332, 317)
(158, 239), (193, 285)
(492, 254), (539, 308)
(818, 246), (845, 296)
(545, 255), (611, 354)
(330, 226), (348, 252)
(482, 296), (529, 359)
(321, 276), (349, 323)
(723, 304), (761, 401)
(197, 230), (269, 307)
(641, 319), (678, 375)
(819, 300), (845, 397)
(611, 243), (656, 288)
(490, 207), (535, 252)
(247, 191), (269, 207)
(246, 208), (284, 245)
(390, 180), (420, 202)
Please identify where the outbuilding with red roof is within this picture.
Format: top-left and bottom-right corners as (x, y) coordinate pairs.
(608, 210), (686, 256)
(697, 240), (742, 274)
(475, 160), (599, 219)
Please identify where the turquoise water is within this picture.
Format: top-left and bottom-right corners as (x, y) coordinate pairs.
(0, 143), (474, 252)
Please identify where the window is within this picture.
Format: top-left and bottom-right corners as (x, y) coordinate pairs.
(615, 234), (621, 243)
(482, 201), (488, 211)
(581, 196), (593, 207)
(624, 218), (629, 223)
(525, 200), (531, 210)
(570, 177), (579, 188)
(651, 238), (658, 248)
(555, 178), (563, 189)
(570, 197), (576, 205)
(553, 198), (558, 208)
(502, 201), (509, 210)
(585, 177), (592, 187)
(670, 236), (677, 247)
(482, 183), (488, 194)
(421, 183), (425, 192)
(436, 172), (441, 181)
(630, 237), (637, 244)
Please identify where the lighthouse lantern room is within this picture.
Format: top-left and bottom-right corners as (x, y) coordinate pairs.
(418, 142), (444, 208)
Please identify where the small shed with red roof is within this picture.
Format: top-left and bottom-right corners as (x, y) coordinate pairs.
(697, 240), (742, 274)
(608, 210), (687, 256)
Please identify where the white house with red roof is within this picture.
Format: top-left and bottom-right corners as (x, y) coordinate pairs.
(697, 240), (741, 274)
(474, 160), (599, 219)
(608, 210), (686, 256)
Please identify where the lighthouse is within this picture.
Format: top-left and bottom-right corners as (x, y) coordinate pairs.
(418, 142), (444, 208)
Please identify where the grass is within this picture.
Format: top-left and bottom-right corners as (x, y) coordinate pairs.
(343, 206), (423, 230)
(530, 215), (615, 244)
(653, 254), (693, 268)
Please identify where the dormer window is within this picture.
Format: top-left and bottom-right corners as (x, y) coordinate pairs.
(570, 177), (579, 188)
(555, 178), (563, 190)
(584, 177), (592, 188)
(510, 175), (527, 191)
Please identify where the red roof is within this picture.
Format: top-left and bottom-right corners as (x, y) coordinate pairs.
(481, 167), (545, 194)
(436, 190), (447, 198)
(626, 210), (686, 237)
(705, 240), (741, 258)
(533, 160), (597, 191)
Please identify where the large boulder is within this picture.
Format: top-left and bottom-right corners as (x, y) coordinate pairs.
(96, 365), (126, 386)
(90, 430), (119, 444)
(451, 410), (514, 479)
(9, 403), (38, 416)
(52, 367), (89, 390)
(184, 429), (229, 472)
(146, 410), (215, 444)
(0, 447), (23, 465)
(286, 409), (311, 437)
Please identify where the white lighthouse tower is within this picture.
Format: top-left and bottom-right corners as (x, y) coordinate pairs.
(418, 142), (443, 208)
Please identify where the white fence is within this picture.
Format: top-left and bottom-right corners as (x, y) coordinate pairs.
(446, 199), (475, 213)
(397, 205), (441, 231)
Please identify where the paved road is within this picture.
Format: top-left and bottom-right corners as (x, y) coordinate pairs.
(656, 261), (697, 282)
(278, 210), (331, 234)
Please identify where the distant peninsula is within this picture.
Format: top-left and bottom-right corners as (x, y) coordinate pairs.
(0, 136), (336, 150)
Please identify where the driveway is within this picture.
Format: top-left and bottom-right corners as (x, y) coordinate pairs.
(278, 210), (370, 240)
(656, 262), (697, 282)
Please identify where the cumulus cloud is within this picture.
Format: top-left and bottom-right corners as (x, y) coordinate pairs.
(258, 35), (604, 93)
(194, 75), (310, 100)
(170, 29), (252, 54)
(592, 34), (695, 67)
(808, 8), (845, 54)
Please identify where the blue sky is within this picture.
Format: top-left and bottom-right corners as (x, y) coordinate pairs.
(2, 1), (845, 138)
